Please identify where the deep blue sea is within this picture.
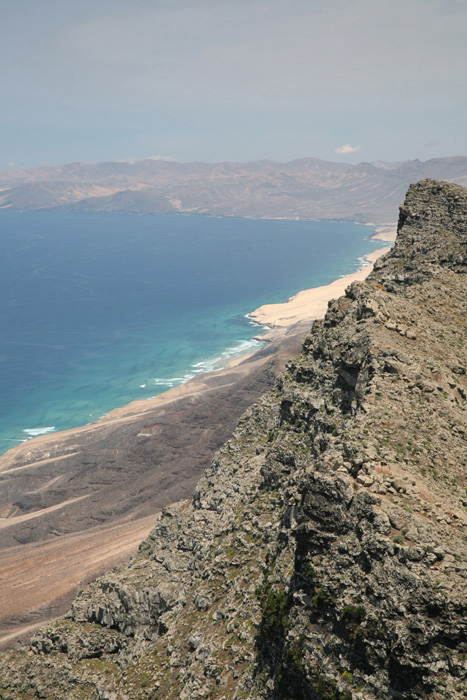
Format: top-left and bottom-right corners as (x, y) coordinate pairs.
(0, 210), (381, 455)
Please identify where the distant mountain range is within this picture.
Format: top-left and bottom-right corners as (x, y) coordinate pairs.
(1, 155), (466, 221)
(1, 180), (466, 696)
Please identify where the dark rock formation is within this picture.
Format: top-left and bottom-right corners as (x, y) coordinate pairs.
(0, 329), (305, 645)
(0, 179), (466, 699)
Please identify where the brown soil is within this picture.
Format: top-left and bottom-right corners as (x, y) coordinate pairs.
(0, 515), (156, 648)
(0, 327), (307, 647)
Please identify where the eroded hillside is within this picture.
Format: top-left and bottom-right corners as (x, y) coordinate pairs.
(0, 179), (466, 699)
(1, 156), (467, 221)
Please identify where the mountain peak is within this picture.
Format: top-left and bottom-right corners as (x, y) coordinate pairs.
(372, 178), (467, 291)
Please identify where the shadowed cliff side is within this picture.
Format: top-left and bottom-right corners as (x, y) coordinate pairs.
(0, 179), (466, 699)
(0, 329), (307, 647)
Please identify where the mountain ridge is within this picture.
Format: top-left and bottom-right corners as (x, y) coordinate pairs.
(1, 157), (467, 222)
(0, 329), (306, 648)
(0, 179), (466, 699)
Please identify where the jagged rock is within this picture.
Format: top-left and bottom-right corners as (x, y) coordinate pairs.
(0, 179), (466, 699)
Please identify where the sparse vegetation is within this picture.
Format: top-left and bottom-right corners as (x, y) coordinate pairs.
(1, 179), (467, 699)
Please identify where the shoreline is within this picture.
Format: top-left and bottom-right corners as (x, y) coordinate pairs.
(0, 327), (306, 646)
(0, 227), (396, 646)
(250, 245), (392, 329)
(79, 240), (390, 409)
(368, 221), (398, 242)
(0, 336), (291, 471)
(0, 227), (397, 461)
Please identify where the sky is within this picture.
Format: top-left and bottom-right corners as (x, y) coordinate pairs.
(1, 0), (466, 169)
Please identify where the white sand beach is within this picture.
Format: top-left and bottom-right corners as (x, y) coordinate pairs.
(370, 223), (398, 242)
(250, 246), (391, 328)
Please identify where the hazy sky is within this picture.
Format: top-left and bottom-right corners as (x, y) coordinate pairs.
(2, 0), (466, 168)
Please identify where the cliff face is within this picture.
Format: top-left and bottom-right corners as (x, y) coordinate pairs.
(0, 179), (466, 700)
(0, 331), (304, 647)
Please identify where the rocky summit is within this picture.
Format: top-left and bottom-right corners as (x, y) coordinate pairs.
(0, 179), (466, 700)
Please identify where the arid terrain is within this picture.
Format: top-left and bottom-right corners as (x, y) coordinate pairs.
(0, 223), (393, 648)
(0, 180), (465, 699)
(0, 326), (306, 647)
(1, 156), (467, 221)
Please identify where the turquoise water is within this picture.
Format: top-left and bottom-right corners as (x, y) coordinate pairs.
(0, 211), (380, 454)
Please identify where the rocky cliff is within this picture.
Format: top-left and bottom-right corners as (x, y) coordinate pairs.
(0, 329), (305, 646)
(0, 179), (466, 699)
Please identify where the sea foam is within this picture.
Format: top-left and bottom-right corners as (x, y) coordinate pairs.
(0, 210), (380, 457)
(22, 426), (56, 437)
(148, 338), (265, 392)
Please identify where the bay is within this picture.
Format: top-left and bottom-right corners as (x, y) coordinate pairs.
(0, 210), (379, 454)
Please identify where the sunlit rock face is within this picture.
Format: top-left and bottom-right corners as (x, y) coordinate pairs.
(0, 179), (466, 699)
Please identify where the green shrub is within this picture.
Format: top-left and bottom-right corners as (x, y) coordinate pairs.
(341, 605), (365, 647)
(260, 584), (290, 638)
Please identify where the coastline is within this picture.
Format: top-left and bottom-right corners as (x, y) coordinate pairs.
(4, 244), (393, 460)
(1, 228), (396, 463)
(0, 327), (306, 647)
(0, 224), (396, 646)
(250, 245), (392, 329)
(368, 222), (398, 242)
(1, 211), (390, 457)
(0, 352), (273, 470)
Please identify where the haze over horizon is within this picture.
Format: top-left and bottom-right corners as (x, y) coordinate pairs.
(2, 0), (467, 170)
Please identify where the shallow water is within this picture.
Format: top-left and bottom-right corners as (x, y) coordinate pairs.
(0, 210), (379, 454)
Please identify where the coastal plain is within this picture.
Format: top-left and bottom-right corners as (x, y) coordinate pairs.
(0, 327), (305, 646)
(0, 179), (465, 699)
(0, 239), (392, 647)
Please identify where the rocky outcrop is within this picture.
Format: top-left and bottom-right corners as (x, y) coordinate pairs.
(0, 330), (305, 646)
(0, 179), (466, 699)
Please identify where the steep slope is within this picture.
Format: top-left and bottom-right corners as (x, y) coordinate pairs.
(1, 157), (467, 221)
(0, 179), (466, 699)
(0, 330), (305, 646)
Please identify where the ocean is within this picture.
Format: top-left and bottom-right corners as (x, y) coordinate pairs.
(0, 210), (380, 455)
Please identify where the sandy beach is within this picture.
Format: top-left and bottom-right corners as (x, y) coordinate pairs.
(369, 222), (398, 242)
(250, 246), (392, 328)
(0, 327), (306, 647)
(0, 231), (395, 647)
(0, 240), (395, 470)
